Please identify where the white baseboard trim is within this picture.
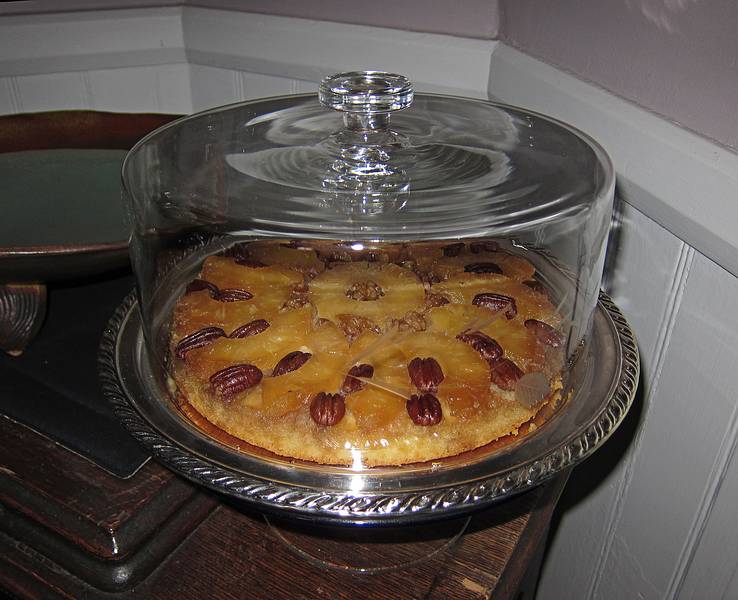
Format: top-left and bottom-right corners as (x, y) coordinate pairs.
(488, 45), (738, 278)
(181, 7), (496, 98)
(0, 7), (186, 76)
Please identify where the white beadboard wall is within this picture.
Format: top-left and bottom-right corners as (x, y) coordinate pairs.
(1, 8), (737, 600)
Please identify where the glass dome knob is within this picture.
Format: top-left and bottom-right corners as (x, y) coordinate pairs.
(319, 71), (414, 131)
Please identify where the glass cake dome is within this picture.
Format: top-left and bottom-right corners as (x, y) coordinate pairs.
(121, 71), (615, 470)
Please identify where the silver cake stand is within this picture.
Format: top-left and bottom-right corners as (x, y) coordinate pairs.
(99, 291), (639, 526)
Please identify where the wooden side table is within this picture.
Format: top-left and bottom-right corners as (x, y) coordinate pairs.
(0, 414), (567, 599)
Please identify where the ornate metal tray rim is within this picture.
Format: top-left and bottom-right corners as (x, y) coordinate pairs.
(99, 291), (639, 525)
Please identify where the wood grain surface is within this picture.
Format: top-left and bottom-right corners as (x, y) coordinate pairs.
(0, 111), (179, 153)
(0, 415), (567, 599)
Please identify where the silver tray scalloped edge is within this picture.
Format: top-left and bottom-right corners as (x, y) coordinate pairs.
(99, 291), (639, 525)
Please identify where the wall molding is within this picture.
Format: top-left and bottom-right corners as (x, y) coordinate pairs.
(0, 7), (736, 278)
(0, 7), (186, 76)
(487, 45), (738, 279)
(181, 7), (496, 98)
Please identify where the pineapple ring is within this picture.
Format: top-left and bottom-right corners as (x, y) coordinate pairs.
(172, 256), (304, 339)
(430, 250), (535, 281)
(259, 320), (349, 417)
(181, 305), (315, 381)
(308, 261), (425, 325)
(431, 273), (562, 326)
(426, 304), (545, 372)
(399, 241), (534, 281)
(199, 255), (304, 289)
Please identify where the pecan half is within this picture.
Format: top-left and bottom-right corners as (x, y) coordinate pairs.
(345, 280), (385, 301)
(470, 241), (499, 254)
(210, 364), (263, 398)
(186, 279), (219, 298)
(217, 288), (254, 302)
(464, 262), (502, 275)
(272, 351), (312, 377)
(230, 319), (270, 338)
(523, 279), (548, 297)
(456, 330), (503, 364)
(341, 363), (374, 395)
(407, 393), (442, 426)
(408, 357), (445, 393)
(524, 319), (565, 347)
(310, 392), (346, 426)
(185, 279), (253, 302)
(175, 326), (226, 359)
(472, 292), (517, 319)
(490, 358), (524, 391)
(442, 242), (464, 257)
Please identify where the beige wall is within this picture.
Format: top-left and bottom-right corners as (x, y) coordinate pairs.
(501, 0), (738, 152)
(0, 0), (501, 38)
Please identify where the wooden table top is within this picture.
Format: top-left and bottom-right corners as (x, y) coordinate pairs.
(0, 415), (568, 600)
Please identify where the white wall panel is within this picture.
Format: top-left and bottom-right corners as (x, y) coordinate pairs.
(0, 78), (18, 114)
(538, 201), (688, 599)
(190, 65), (317, 111)
(292, 79), (318, 94)
(12, 72), (89, 112)
(541, 208), (738, 600)
(86, 64), (191, 113)
(236, 71), (297, 100)
(605, 200), (691, 363)
(153, 63), (193, 114)
(0, 64), (192, 115)
(189, 64), (240, 112)
(593, 251), (738, 598)
(678, 377), (738, 600)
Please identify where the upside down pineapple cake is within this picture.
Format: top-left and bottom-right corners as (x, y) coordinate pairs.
(169, 240), (566, 466)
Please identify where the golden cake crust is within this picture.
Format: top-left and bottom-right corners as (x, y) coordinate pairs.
(169, 241), (565, 466)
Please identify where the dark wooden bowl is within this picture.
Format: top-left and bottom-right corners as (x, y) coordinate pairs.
(0, 110), (180, 354)
(0, 110), (180, 282)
